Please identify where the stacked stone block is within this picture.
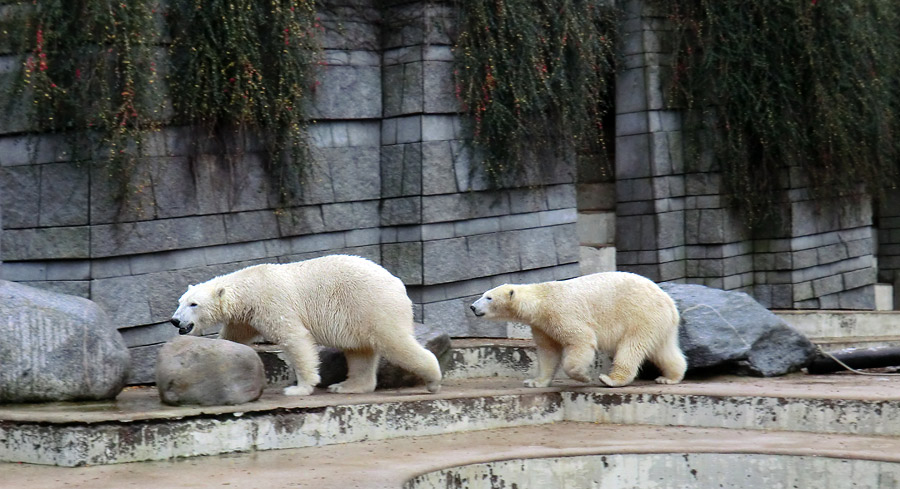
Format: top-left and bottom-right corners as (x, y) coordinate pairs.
(0, 0), (582, 382)
(878, 198), (900, 307)
(614, 0), (688, 284)
(380, 1), (580, 338)
(615, 0), (879, 310)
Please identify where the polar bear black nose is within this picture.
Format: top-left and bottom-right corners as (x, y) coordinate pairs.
(170, 318), (181, 327)
(470, 305), (476, 312)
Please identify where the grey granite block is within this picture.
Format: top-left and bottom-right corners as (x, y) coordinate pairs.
(381, 241), (423, 285)
(1, 165), (40, 228)
(421, 141), (457, 195)
(3, 227), (90, 260)
(277, 205), (326, 237)
(309, 65), (381, 119)
(381, 197), (422, 226)
(321, 201), (379, 231)
(91, 216), (226, 258)
(38, 162), (89, 226)
(224, 210), (280, 243)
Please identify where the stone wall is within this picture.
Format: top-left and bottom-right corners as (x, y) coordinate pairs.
(614, 0), (881, 310)
(878, 198), (900, 306)
(0, 0), (579, 383)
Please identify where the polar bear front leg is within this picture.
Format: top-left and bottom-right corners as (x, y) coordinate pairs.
(278, 329), (322, 396)
(561, 343), (595, 384)
(524, 328), (562, 388)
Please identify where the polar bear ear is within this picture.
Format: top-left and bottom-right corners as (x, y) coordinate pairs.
(508, 289), (515, 298)
(215, 286), (226, 299)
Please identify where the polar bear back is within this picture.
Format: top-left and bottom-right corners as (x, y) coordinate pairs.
(225, 255), (413, 348)
(530, 272), (679, 350)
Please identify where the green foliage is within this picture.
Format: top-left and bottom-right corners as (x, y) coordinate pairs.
(453, 0), (617, 182)
(666, 0), (900, 225)
(1, 0), (320, 204)
(166, 0), (321, 200)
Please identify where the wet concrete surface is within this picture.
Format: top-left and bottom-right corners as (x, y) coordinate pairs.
(3, 372), (900, 487)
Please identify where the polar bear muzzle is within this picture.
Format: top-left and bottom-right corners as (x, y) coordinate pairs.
(170, 318), (194, 335)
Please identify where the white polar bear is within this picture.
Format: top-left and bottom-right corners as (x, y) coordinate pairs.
(470, 271), (686, 388)
(170, 255), (442, 396)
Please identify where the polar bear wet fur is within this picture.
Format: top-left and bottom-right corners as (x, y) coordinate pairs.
(470, 272), (686, 387)
(170, 255), (442, 396)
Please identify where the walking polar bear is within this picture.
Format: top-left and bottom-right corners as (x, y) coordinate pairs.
(470, 271), (686, 387)
(170, 255), (442, 396)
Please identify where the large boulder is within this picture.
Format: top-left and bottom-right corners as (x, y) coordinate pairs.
(0, 280), (130, 403)
(156, 336), (266, 406)
(660, 283), (817, 377)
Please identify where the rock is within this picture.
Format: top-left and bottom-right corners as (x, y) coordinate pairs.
(660, 283), (817, 377)
(0, 280), (130, 403)
(156, 336), (265, 406)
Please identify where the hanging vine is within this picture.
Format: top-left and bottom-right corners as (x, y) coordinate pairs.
(665, 0), (900, 227)
(166, 0), (321, 202)
(453, 0), (618, 183)
(1, 0), (164, 198)
(0, 0), (321, 205)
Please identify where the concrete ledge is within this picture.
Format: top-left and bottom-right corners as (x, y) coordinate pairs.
(6, 422), (900, 488)
(3, 370), (900, 466)
(410, 451), (900, 488)
(776, 310), (900, 350)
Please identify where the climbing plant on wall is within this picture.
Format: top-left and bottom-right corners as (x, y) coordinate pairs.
(453, 0), (617, 183)
(0, 0), (320, 204)
(665, 0), (900, 226)
(166, 0), (321, 202)
(2, 0), (164, 197)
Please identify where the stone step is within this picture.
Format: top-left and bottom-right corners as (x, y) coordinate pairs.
(777, 310), (900, 347)
(7, 422), (900, 489)
(2, 372), (900, 466)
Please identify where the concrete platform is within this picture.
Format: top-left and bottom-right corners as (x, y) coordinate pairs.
(4, 339), (900, 487)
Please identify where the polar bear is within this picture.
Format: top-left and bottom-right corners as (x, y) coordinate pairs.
(470, 272), (686, 387)
(170, 255), (442, 396)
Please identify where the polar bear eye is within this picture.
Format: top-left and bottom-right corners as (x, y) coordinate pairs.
(190, 302), (198, 307)
(486, 296), (492, 301)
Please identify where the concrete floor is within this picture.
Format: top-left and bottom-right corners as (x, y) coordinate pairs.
(4, 372), (900, 488)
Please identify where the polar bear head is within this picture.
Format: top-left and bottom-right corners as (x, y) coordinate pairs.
(170, 283), (226, 336)
(470, 284), (517, 320)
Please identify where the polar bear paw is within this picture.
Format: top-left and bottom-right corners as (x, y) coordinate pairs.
(327, 382), (375, 394)
(523, 378), (551, 388)
(283, 384), (315, 396)
(654, 376), (681, 385)
(426, 381), (441, 394)
(598, 374), (629, 387)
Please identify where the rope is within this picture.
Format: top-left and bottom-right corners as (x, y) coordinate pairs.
(814, 344), (900, 377)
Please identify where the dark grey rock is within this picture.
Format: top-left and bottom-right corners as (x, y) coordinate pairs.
(660, 283), (817, 377)
(0, 280), (130, 403)
(156, 336), (265, 406)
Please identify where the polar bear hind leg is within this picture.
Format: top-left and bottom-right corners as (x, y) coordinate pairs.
(378, 335), (442, 393)
(599, 338), (647, 387)
(328, 349), (379, 394)
(649, 330), (687, 385)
